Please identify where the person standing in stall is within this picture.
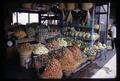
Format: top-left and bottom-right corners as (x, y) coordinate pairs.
(111, 21), (117, 50)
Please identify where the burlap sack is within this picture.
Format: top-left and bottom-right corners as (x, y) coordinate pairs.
(20, 51), (32, 68)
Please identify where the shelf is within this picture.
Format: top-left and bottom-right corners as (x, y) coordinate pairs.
(15, 32), (60, 44)
(12, 8), (48, 13)
(63, 36), (92, 42)
(63, 24), (93, 29)
(63, 60), (91, 78)
(74, 60), (91, 73)
(16, 37), (35, 44)
(41, 16), (60, 20)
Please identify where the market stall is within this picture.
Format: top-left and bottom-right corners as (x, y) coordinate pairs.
(4, 2), (114, 79)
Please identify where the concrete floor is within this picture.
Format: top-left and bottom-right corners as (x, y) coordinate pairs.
(69, 39), (116, 79)
(91, 54), (116, 78)
(69, 49), (116, 79)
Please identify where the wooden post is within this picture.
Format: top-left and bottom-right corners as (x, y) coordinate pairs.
(106, 3), (110, 43)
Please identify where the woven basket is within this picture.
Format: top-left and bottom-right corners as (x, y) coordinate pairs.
(59, 3), (65, 11)
(67, 3), (75, 10)
(81, 3), (93, 11)
(22, 3), (32, 9)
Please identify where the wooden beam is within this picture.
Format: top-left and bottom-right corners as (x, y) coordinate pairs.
(102, 5), (107, 12)
(95, 12), (107, 14)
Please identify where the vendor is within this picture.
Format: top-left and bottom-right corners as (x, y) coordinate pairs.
(111, 21), (116, 50)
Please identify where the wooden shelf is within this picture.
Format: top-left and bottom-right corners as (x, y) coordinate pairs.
(16, 37), (35, 44)
(63, 36), (92, 42)
(12, 8), (48, 13)
(15, 32), (60, 44)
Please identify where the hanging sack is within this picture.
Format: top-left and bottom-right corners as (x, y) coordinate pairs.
(81, 3), (93, 11)
(66, 3), (75, 23)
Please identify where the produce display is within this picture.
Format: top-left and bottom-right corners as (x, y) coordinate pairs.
(67, 44), (83, 66)
(49, 48), (64, 60)
(5, 2), (112, 79)
(82, 41), (112, 60)
(95, 42), (112, 50)
(83, 47), (97, 56)
(41, 58), (63, 79)
(32, 42), (85, 78)
(91, 33), (100, 40)
(13, 31), (27, 39)
(65, 38), (89, 51)
(26, 27), (36, 38)
(59, 47), (78, 76)
(56, 38), (68, 47)
(96, 42), (106, 49)
(33, 43), (49, 55)
(46, 39), (61, 51)
(34, 54), (50, 71)
(106, 45), (112, 50)
(64, 30), (100, 41)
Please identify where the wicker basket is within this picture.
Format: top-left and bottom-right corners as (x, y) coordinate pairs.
(67, 3), (75, 10)
(59, 3), (66, 11)
(81, 3), (93, 11)
(22, 3), (33, 9)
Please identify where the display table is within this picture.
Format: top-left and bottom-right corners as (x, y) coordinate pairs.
(4, 47), (116, 79)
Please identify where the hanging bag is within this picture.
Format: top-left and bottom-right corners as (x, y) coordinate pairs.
(66, 3), (75, 23)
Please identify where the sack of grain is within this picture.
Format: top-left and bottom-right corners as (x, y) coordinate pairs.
(18, 43), (33, 68)
(59, 47), (77, 76)
(67, 45), (83, 67)
(41, 58), (63, 79)
(20, 53), (31, 68)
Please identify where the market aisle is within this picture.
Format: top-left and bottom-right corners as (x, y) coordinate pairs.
(91, 54), (116, 78)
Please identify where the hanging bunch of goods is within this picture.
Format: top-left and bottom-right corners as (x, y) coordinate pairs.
(81, 3), (93, 11)
(80, 3), (93, 25)
(59, 3), (66, 21)
(66, 3), (75, 23)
